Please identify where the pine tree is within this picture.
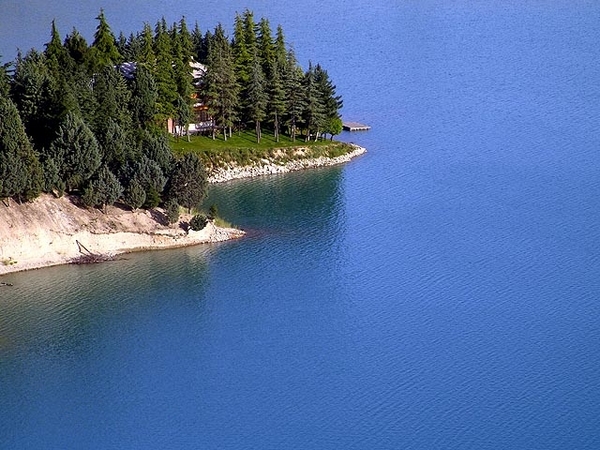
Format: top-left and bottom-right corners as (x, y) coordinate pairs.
(268, 60), (287, 142)
(88, 9), (122, 72)
(153, 18), (177, 119)
(49, 112), (101, 191)
(123, 178), (146, 210)
(44, 20), (72, 74)
(64, 28), (89, 66)
(247, 52), (268, 143)
(166, 153), (207, 212)
(191, 22), (207, 62)
(302, 62), (326, 141)
(141, 130), (172, 174)
(82, 166), (123, 212)
(314, 64), (343, 140)
(257, 18), (275, 80)
(10, 50), (59, 150)
(175, 95), (192, 141)
(138, 23), (156, 67)
(283, 48), (305, 142)
(203, 24), (239, 140)
(129, 65), (159, 130)
(0, 96), (43, 202)
(0, 58), (10, 98)
(92, 65), (132, 134)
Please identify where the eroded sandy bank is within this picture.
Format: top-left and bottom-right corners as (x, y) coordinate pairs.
(0, 195), (243, 275)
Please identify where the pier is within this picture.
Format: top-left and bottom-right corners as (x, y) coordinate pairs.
(343, 122), (371, 131)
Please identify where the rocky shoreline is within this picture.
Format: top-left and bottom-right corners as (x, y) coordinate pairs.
(207, 144), (366, 183)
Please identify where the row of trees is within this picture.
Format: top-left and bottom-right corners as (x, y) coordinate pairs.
(0, 10), (343, 212)
(203, 10), (343, 143)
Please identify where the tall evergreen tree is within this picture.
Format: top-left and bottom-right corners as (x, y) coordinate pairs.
(129, 65), (159, 130)
(44, 20), (72, 73)
(314, 63), (343, 140)
(301, 62), (326, 141)
(283, 48), (305, 142)
(153, 18), (177, 119)
(191, 22), (207, 62)
(88, 9), (122, 72)
(64, 28), (89, 66)
(165, 153), (207, 212)
(0, 96), (43, 202)
(203, 24), (239, 140)
(0, 57), (10, 98)
(247, 52), (268, 143)
(138, 23), (156, 67)
(257, 18), (275, 80)
(92, 66), (132, 145)
(48, 112), (101, 191)
(10, 50), (59, 150)
(268, 60), (287, 142)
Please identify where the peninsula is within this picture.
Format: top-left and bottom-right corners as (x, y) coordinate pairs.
(0, 10), (366, 275)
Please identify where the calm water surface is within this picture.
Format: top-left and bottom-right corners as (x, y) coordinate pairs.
(1, 1), (600, 449)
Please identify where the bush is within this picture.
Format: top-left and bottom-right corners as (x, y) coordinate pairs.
(164, 198), (180, 224)
(189, 213), (208, 231)
(208, 204), (218, 220)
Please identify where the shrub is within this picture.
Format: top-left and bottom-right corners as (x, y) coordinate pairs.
(164, 198), (180, 224)
(189, 213), (208, 231)
(208, 204), (218, 220)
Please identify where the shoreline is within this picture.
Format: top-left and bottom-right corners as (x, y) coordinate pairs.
(0, 195), (243, 276)
(0, 145), (365, 276)
(207, 143), (366, 183)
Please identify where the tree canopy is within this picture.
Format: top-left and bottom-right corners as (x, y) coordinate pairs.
(0, 9), (343, 212)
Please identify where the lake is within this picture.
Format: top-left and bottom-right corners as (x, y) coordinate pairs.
(1, 1), (600, 449)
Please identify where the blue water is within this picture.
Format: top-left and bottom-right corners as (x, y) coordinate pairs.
(2, 1), (600, 449)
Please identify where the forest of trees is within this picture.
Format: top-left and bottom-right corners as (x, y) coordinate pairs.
(0, 10), (343, 214)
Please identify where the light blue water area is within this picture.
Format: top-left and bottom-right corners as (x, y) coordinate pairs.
(2, 1), (600, 449)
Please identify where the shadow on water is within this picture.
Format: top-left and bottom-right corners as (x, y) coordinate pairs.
(0, 244), (214, 358)
(204, 165), (346, 238)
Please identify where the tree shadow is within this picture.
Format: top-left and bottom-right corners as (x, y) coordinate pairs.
(149, 208), (169, 226)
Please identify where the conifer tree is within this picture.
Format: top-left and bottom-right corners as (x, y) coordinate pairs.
(203, 24), (239, 140)
(314, 64), (343, 140)
(0, 96), (43, 202)
(141, 131), (172, 174)
(82, 166), (123, 212)
(123, 178), (146, 210)
(130, 65), (159, 130)
(10, 50), (58, 150)
(44, 20), (72, 73)
(268, 60), (287, 142)
(302, 62), (326, 141)
(138, 23), (156, 67)
(191, 22), (207, 62)
(283, 48), (305, 141)
(257, 18), (275, 80)
(165, 153), (207, 212)
(0, 58), (10, 98)
(64, 28), (89, 66)
(247, 53), (268, 143)
(88, 9), (122, 72)
(92, 66), (132, 133)
(153, 18), (177, 119)
(49, 112), (101, 191)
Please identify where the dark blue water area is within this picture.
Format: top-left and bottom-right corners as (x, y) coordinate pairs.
(2, 1), (600, 449)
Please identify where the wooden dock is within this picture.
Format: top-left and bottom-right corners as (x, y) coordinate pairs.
(343, 122), (371, 131)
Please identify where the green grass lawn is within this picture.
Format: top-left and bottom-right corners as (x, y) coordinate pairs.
(170, 130), (352, 168)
